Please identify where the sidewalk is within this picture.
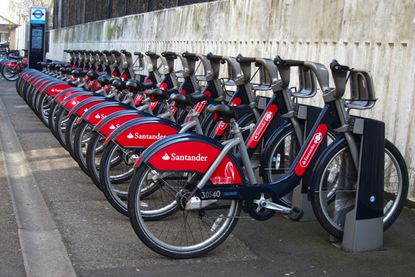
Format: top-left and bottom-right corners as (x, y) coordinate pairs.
(1, 76), (415, 277)
(0, 138), (25, 277)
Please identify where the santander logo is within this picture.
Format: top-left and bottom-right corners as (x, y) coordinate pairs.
(126, 132), (167, 140)
(84, 108), (88, 112)
(213, 161), (235, 184)
(246, 104), (278, 149)
(218, 121), (227, 130)
(313, 132), (322, 144)
(300, 131), (323, 166)
(264, 111), (273, 122)
(109, 124), (117, 130)
(94, 113), (106, 119)
(161, 152), (208, 162)
(294, 124), (328, 176)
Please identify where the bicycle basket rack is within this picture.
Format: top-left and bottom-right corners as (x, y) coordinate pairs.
(345, 70), (377, 110)
(291, 66), (317, 98)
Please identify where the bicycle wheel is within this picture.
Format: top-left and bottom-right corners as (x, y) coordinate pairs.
(310, 138), (409, 239)
(100, 141), (142, 215)
(2, 64), (19, 81)
(53, 107), (70, 150)
(128, 162), (242, 258)
(36, 93), (53, 126)
(86, 131), (105, 190)
(73, 121), (94, 174)
(64, 114), (79, 158)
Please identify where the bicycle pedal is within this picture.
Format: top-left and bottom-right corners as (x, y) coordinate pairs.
(288, 207), (304, 221)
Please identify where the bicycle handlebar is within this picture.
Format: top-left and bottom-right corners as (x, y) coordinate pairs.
(236, 54), (256, 63)
(145, 51), (159, 58)
(161, 51), (178, 59)
(275, 56), (329, 92)
(274, 56), (304, 67)
(182, 51), (199, 61)
(206, 52), (222, 61)
(330, 59), (350, 72)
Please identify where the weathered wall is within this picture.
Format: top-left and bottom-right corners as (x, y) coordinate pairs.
(52, 0), (215, 28)
(48, 0), (415, 200)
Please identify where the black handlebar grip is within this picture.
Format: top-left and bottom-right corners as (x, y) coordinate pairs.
(330, 59), (350, 71)
(236, 54), (256, 63)
(206, 52), (223, 61)
(274, 56), (304, 67)
(120, 49), (131, 56)
(161, 51), (178, 59)
(145, 51), (159, 58)
(182, 51), (199, 61)
(133, 51), (142, 56)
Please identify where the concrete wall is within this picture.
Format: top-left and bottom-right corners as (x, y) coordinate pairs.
(47, 0), (415, 200)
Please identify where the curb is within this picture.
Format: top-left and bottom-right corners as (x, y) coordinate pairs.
(0, 97), (77, 277)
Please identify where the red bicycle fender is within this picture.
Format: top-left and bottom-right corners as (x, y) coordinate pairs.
(114, 122), (178, 148)
(98, 114), (143, 137)
(146, 140), (243, 185)
(45, 83), (73, 96)
(84, 106), (128, 126)
(64, 95), (95, 111)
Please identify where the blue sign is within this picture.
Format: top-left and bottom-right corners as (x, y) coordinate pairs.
(30, 7), (46, 24)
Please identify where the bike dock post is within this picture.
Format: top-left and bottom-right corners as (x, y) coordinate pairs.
(341, 117), (384, 252)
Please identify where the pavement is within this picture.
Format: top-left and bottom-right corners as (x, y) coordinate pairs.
(0, 76), (415, 277)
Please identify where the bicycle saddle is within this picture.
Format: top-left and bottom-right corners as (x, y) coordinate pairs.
(97, 75), (111, 86)
(139, 82), (155, 91)
(71, 69), (83, 78)
(86, 70), (99, 80)
(126, 79), (139, 93)
(170, 93), (208, 109)
(207, 104), (251, 122)
(112, 79), (126, 90)
(145, 88), (168, 101)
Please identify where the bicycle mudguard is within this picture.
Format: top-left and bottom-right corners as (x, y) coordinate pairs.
(44, 82), (73, 96)
(37, 81), (67, 97)
(54, 88), (88, 104)
(62, 93), (96, 111)
(67, 96), (107, 117)
(93, 110), (146, 137)
(103, 117), (179, 148)
(139, 133), (244, 185)
(76, 102), (131, 125)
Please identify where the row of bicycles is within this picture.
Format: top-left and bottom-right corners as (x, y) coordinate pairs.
(15, 48), (408, 258)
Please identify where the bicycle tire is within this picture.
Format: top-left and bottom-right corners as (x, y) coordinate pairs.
(99, 141), (141, 216)
(73, 120), (93, 175)
(2, 64), (19, 81)
(310, 138), (409, 239)
(86, 131), (105, 190)
(128, 162), (242, 258)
